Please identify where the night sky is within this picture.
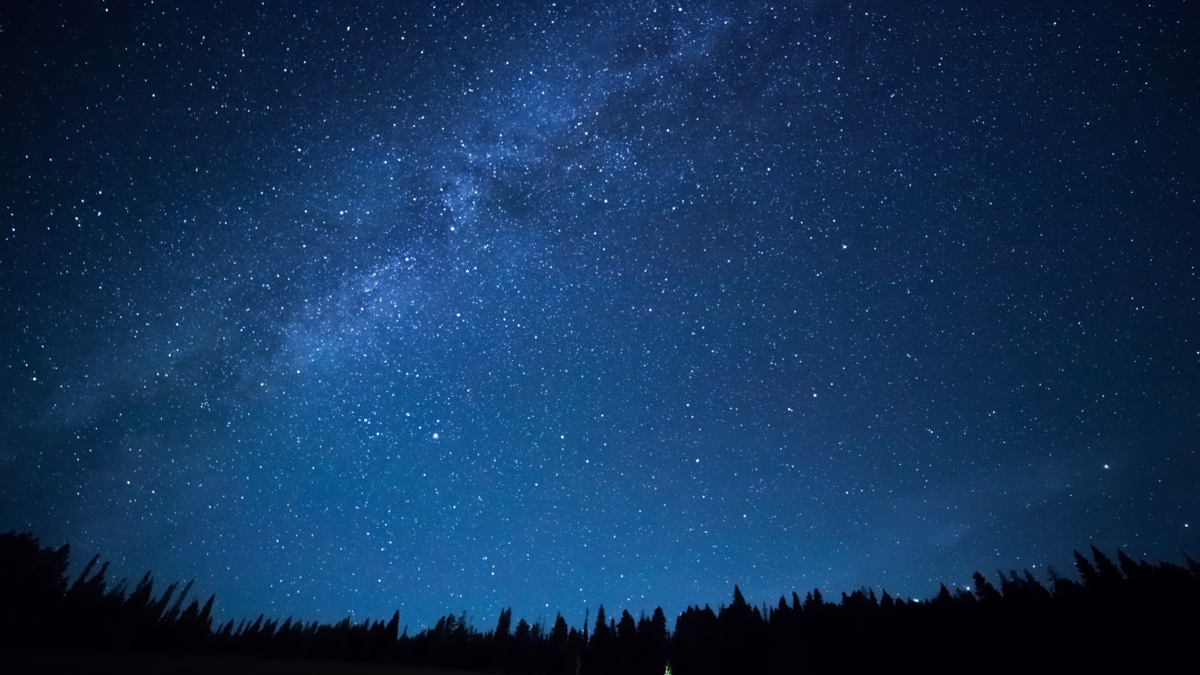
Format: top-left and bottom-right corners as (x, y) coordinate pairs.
(2, 1), (1197, 632)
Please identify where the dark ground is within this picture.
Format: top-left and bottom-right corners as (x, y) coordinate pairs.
(2, 650), (488, 675)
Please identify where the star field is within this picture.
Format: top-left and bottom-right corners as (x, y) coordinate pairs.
(2, 1), (1197, 630)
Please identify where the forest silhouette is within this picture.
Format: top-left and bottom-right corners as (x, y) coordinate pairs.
(2, 530), (1197, 673)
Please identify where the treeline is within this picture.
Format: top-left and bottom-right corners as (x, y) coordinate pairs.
(3, 531), (1199, 673)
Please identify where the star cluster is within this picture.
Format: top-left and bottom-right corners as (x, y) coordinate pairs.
(2, 1), (1197, 629)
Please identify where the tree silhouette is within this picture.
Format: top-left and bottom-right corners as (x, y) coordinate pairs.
(1091, 545), (1124, 590)
(1074, 549), (1101, 590)
(3, 531), (1200, 674)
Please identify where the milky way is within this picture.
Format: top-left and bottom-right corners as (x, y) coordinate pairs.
(2, 1), (1197, 630)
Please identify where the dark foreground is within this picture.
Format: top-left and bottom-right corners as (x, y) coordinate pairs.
(4, 531), (1200, 674)
(4, 650), (487, 675)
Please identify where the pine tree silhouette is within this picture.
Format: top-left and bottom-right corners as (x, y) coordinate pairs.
(1091, 546), (1124, 590)
(1074, 549), (1101, 590)
(5, 530), (1200, 673)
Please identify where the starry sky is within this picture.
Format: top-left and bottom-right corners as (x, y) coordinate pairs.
(2, 0), (1197, 631)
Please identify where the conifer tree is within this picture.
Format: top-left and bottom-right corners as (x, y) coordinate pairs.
(1074, 549), (1100, 590)
(495, 606), (512, 639)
